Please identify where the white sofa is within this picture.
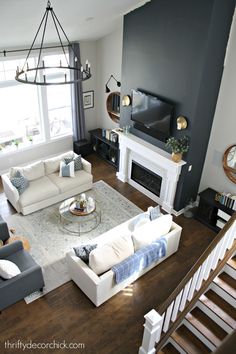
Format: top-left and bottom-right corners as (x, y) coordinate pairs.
(66, 213), (182, 307)
(1, 151), (93, 215)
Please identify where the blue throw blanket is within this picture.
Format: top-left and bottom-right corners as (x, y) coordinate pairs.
(112, 237), (167, 284)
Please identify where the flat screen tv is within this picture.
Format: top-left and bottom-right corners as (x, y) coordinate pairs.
(131, 89), (174, 142)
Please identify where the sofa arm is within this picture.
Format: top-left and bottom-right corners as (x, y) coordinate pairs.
(0, 240), (23, 258)
(81, 158), (92, 174)
(1, 173), (20, 211)
(0, 215), (10, 242)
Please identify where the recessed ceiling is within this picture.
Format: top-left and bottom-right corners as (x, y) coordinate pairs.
(0, 0), (150, 50)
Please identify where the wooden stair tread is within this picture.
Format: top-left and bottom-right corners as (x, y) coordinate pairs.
(213, 272), (236, 298)
(171, 325), (211, 354)
(185, 307), (227, 346)
(158, 342), (180, 354)
(199, 289), (236, 328)
(227, 255), (236, 270)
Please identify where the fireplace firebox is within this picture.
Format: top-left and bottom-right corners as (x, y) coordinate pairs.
(131, 161), (162, 197)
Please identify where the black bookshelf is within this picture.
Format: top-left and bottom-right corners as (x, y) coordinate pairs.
(195, 188), (234, 232)
(89, 128), (119, 169)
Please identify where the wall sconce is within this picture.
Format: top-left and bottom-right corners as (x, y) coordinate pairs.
(105, 75), (121, 93)
(122, 95), (131, 107)
(177, 116), (188, 130)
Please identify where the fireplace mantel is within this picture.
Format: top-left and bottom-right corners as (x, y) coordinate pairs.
(117, 133), (186, 213)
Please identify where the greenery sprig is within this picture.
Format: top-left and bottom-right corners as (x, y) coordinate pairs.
(166, 135), (189, 154)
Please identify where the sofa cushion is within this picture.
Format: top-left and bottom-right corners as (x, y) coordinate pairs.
(10, 161), (45, 181)
(44, 151), (74, 175)
(0, 259), (21, 279)
(132, 214), (173, 251)
(48, 170), (93, 193)
(19, 176), (59, 208)
(89, 235), (134, 275)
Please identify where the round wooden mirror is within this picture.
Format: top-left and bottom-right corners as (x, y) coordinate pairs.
(223, 144), (236, 184)
(106, 92), (120, 123)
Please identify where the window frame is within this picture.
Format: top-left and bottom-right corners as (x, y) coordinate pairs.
(0, 49), (73, 155)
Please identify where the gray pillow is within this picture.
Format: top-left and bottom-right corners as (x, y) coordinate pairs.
(149, 205), (162, 221)
(64, 154), (83, 171)
(10, 170), (29, 195)
(73, 244), (97, 263)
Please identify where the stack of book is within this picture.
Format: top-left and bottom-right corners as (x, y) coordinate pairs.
(216, 209), (231, 229)
(103, 129), (119, 143)
(215, 192), (236, 210)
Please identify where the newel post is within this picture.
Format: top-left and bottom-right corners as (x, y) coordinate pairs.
(139, 309), (163, 354)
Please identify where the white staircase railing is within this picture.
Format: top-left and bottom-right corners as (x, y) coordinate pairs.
(139, 214), (236, 354)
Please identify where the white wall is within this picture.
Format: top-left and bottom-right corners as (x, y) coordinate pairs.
(199, 11), (236, 195)
(96, 21), (123, 130)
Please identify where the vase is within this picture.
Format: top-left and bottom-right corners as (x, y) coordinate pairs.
(172, 152), (182, 162)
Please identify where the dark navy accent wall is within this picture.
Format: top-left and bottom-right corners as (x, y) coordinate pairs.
(120, 0), (235, 211)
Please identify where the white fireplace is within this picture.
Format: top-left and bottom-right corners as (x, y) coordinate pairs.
(117, 133), (186, 213)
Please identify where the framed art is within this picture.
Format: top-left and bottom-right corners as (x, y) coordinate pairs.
(83, 90), (94, 109)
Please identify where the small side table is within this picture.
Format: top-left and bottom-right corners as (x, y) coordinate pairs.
(6, 236), (31, 251)
(73, 139), (92, 157)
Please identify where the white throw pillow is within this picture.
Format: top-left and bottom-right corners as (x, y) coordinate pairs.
(89, 234), (134, 275)
(128, 212), (150, 232)
(44, 151), (74, 175)
(0, 260), (21, 279)
(132, 214), (173, 251)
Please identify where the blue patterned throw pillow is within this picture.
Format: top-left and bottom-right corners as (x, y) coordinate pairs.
(74, 244), (97, 263)
(64, 154), (83, 172)
(148, 205), (162, 221)
(10, 171), (29, 195)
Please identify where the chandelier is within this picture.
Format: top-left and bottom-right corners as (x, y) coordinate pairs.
(15, 0), (91, 85)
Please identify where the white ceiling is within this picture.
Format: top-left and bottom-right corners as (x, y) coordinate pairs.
(0, 0), (150, 50)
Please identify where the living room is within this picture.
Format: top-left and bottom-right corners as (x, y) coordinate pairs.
(0, 1), (235, 353)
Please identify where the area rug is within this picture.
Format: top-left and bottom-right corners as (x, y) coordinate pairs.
(6, 180), (142, 303)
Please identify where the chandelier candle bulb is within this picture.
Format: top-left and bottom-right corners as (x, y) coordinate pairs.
(42, 60), (45, 68)
(65, 74), (67, 82)
(27, 62), (29, 70)
(81, 66), (84, 72)
(43, 75), (46, 83)
(59, 60), (62, 67)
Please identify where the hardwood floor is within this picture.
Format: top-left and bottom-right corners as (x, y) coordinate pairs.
(0, 154), (216, 354)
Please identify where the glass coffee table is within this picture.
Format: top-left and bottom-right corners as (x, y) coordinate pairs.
(59, 194), (101, 235)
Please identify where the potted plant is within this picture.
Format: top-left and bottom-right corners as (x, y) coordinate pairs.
(13, 139), (20, 149)
(166, 135), (189, 162)
(27, 136), (33, 144)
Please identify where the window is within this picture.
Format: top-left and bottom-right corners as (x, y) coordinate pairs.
(0, 53), (72, 152)
(47, 85), (72, 138)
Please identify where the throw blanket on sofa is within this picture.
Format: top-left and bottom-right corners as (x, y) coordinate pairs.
(112, 237), (167, 284)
